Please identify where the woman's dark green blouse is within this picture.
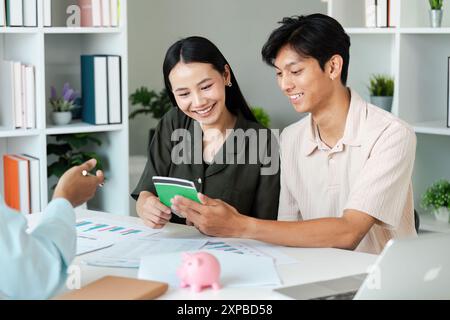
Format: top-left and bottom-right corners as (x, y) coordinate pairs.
(131, 108), (280, 224)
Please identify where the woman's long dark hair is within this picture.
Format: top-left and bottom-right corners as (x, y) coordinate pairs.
(163, 36), (257, 122)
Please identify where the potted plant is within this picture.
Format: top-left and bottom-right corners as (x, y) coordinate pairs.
(421, 179), (450, 223)
(251, 106), (271, 128)
(47, 133), (104, 189)
(129, 87), (173, 143)
(49, 83), (79, 125)
(429, 0), (444, 28)
(368, 74), (394, 112)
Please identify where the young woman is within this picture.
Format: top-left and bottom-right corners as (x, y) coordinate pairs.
(131, 36), (280, 229)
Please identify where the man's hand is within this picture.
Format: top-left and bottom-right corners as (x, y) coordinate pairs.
(136, 191), (172, 229)
(53, 159), (105, 207)
(171, 193), (247, 237)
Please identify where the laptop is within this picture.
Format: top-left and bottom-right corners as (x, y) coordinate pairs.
(274, 233), (450, 300)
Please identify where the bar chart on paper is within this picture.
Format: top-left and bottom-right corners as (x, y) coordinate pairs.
(77, 221), (142, 236)
(76, 218), (161, 242)
(203, 240), (298, 266)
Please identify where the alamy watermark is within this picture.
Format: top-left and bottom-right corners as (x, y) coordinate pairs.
(66, 265), (81, 290)
(66, 5), (81, 27)
(170, 123), (280, 176)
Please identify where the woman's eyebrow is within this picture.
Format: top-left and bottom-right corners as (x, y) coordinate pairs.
(174, 78), (213, 92)
(197, 78), (213, 86)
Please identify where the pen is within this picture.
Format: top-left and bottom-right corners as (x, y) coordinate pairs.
(82, 170), (105, 187)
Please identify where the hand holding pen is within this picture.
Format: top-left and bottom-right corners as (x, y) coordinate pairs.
(53, 159), (105, 207)
(82, 169), (105, 187)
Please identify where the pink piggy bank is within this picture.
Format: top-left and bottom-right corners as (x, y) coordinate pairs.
(177, 252), (221, 292)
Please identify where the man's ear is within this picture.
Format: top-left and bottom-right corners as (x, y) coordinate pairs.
(327, 54), (343, 81)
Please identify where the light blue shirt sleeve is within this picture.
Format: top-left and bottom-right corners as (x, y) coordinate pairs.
(0, 197), (76, 300)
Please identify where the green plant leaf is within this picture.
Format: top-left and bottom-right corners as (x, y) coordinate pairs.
(429, 0), (443, 10)
(47, 159), (69, 178)
(47, 143), (71, 156)
(251, 107), (271, 128)
(368, 74), (394, 96)
(421, 179), (450, 212)
(47, 133), (104, 181)
(129, 87), (172, 120)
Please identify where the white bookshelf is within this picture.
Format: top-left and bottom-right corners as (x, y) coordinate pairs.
(0, 0), (129, 216)
(325, 0), (450, 228)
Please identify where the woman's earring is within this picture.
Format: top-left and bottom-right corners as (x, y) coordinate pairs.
(227, 82), (232, 87)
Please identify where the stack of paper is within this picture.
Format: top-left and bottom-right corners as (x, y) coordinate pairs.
(138, 250), (282, 288)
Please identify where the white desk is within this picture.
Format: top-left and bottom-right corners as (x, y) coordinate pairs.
(64, 210), (377, 300)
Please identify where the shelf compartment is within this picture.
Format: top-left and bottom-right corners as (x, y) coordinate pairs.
(413, 121), (450, 136)
(43, 27), (122, 34)
(0, 128), (41, 138)
(346, 33), (396, 102)
(397, 34), (450, 124)
(345, 27), (397, 34)
(46, 121), (123, 135)
(0, 27), (41, 34)
(399, 28), (450, 34)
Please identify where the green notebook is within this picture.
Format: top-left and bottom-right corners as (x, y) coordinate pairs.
(152, 176), (201, 216)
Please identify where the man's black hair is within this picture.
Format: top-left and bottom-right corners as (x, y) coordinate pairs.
(262, 14), (351, 85)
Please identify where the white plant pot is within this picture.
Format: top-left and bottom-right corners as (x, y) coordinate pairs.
(433, 207), (450, 223)
(430, 9), (443, 28)
(370, 96), (393, 112)
(52, 111), (72, 125)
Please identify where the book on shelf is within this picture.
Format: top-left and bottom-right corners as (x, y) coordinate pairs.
(81, 55), (122, 125)
(101, 0), (110, 27)
(78, 0), (119, 27)
(12, 62), (23, 128)
(3, 154), (30, 214)
(43, 0), (52, 27)
(447, 57), (450, 128)
(81, 55), (108, 125)
(110, 0), (118, 27)
(18, 154), (40, 213)
(0, 60), (36, 130)
(387, 0), (399, 27)
(0, 61), (15, 129)
(365, 0), (377, 28)
(365, 0), (398, 28)
(107, 56), (122, 124)
(0, 0), (6, 26)
(23, 0), (37, 27)
(2, 0), (37, 27)
(79, 0), (98, 27)
(376, 0), (388, 28)
(5, 0), (24, 26)
(3, 154), (40, 214)
(24, 65), (36, 129)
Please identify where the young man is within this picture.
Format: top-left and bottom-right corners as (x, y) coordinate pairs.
(0, 159), (104, 299)
(171, 14), (417, 254)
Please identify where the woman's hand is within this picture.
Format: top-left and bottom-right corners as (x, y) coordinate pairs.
(136, 191), (172, 229)
(171, 193), (248, 237)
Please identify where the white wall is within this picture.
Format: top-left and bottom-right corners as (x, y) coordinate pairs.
(128, 0), (326, 155)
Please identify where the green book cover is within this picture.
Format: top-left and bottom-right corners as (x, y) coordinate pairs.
(152, 176), (200, 208)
